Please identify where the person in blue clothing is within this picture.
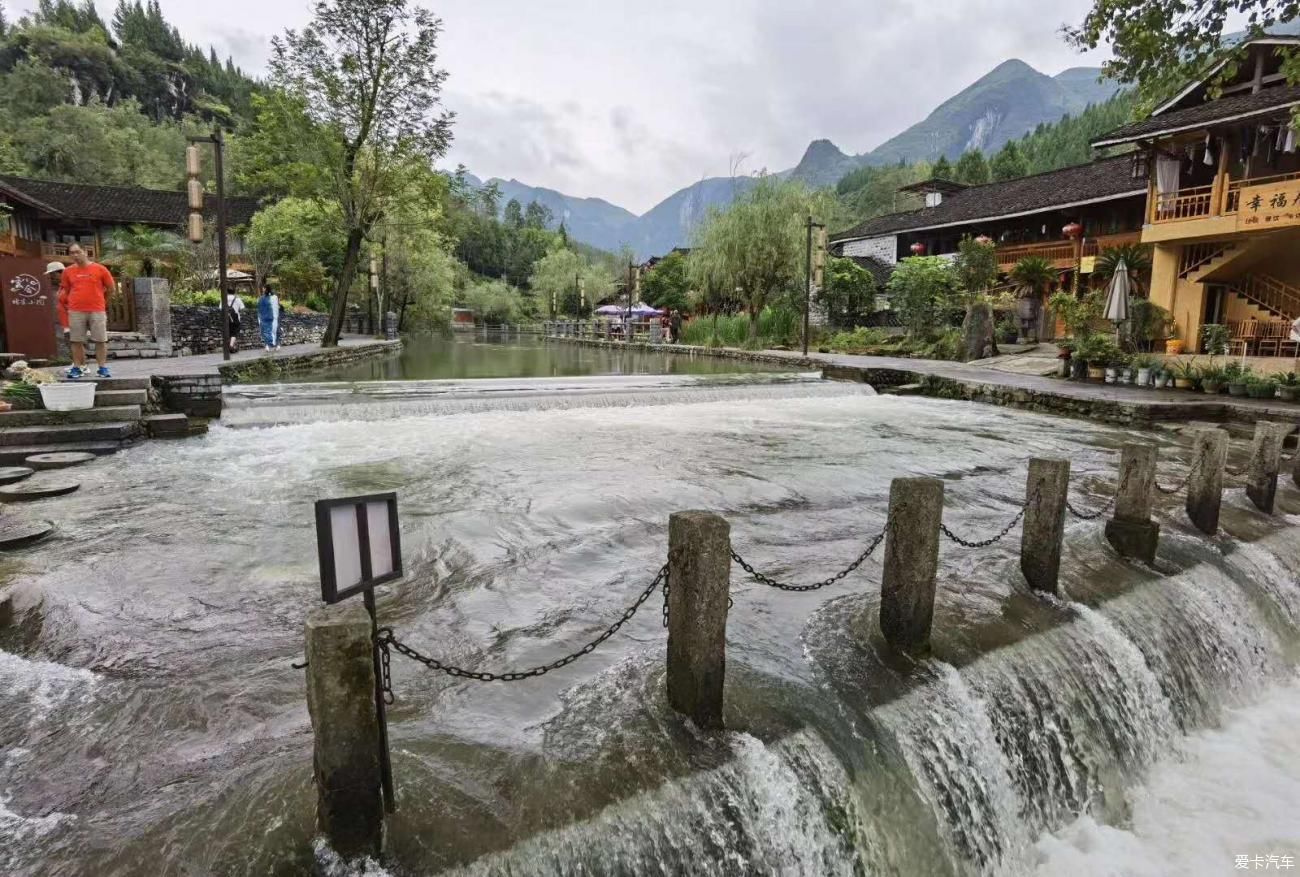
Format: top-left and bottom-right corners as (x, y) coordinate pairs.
(257, 283), (280, 352)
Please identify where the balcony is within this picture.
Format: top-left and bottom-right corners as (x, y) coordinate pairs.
(1150, 171), (1300, 224)
(994, 231), (1142, 272)
(41, 241), (98, 261)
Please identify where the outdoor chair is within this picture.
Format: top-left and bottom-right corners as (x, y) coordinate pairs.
(1230, 320), (1260, 357)
(1255, 320), (1290, 357)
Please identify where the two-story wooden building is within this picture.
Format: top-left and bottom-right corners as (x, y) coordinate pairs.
(829, 157), (1149, 336)
(1093, 35), (1300, 357)
(0, 174), (259, 354)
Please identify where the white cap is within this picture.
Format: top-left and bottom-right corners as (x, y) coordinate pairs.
(44, 261), (64, 275)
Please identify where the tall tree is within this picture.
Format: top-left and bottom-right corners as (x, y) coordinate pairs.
(991, 141), (1029, 181)
(640, 250), (691, 312)
(254, 0), (453, 346)
(954, 149), (991, 185)
(931, 155), (954, 180)
(503, 197), (523, 229)
(524, 200), (552, 229)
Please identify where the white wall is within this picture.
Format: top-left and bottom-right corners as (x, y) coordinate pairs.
(840, 235), (897, 265)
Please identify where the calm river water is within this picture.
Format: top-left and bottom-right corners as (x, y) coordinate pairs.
(0, 349), (1297, 876)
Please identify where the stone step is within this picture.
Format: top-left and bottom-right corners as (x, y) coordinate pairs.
(58, 376), (151, 392)
(0, 442), (119, 467)
(0, 405), (142, 428)
(143, 413), (189, 438)
(94, 388), (149, 407)
(0, 422), (135, 447)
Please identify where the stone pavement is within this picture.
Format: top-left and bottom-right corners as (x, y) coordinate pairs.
(103, 336), (398, 379)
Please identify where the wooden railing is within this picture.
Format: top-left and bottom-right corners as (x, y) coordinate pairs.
(42, 241), (98, 260)
(1224, 170), (1300, 215)
(1082, 231), (1143, 257)
(995, 240), (1076, 270)
(1152, 185), (1215, 223)
(1232, 273), (1300, 321)
(1178, 242), (1231, 279)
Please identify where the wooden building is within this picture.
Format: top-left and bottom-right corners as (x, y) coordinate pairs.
(1093, 35), (1300, 356)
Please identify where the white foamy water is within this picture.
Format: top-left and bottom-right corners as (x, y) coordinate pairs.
(1033, 673), (1300, 876)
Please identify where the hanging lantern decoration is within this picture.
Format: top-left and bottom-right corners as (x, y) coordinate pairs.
(1062, 222), (1084, 240)
(909, 242), (927, 256)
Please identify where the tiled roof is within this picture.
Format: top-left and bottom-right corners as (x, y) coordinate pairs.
(830, 157), (1144, 243)
(0, 175), (262, 227)
(1093, 84), (1300, 146)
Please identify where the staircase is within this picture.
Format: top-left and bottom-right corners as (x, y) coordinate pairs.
(1179, 242), (1244, 282)
(1229, 273), (1300, 321)
(0, 377), (149, 466)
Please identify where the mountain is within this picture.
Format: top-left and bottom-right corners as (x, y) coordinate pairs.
(471, 59), (1120, 258)
(489, 178), (638, 254)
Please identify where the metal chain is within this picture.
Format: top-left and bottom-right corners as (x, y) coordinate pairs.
(730, 529), (885, 592)
(1156, 455), (1202, 496)
(1066, 492), (1117, 520)
(378, 565), (668, 684)
(940, 506), (1027, 548)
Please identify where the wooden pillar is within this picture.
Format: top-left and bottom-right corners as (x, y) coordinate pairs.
(879, 477), (944, 653)
(666, 510), (731, 730)
(1020, 458), (1070, 594)
(1105, 443), (1160, 563)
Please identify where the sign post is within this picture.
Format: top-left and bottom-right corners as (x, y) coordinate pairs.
(315, 492), (403, 813)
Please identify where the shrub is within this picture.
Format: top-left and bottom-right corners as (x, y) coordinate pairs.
(823, 326), (892, 353)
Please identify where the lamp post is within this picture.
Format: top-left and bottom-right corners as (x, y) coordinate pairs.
(803, 215), (826, 357)
(186, 131), (230, 361)
(1063, 222), (1084, 296)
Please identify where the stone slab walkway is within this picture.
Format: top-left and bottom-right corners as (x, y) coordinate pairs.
(103, 336), (398, 379)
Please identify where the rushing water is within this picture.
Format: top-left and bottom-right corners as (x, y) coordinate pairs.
(274, 332), (788, 383)
(1, 372), (1298, 876)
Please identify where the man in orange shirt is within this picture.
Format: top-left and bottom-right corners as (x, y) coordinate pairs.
(58, 244), (115, 379)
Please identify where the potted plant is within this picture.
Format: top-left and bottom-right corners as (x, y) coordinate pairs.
(1169, 358), (1199, 390)
(1278, 372), (1300, 402)
(1117, 352), (1135, 385)
(1200, 364), (1227, 394)
(1152, 368), (1171, 389)
(1056, 339), (1075, 377)
(1200, 323), (1230, 359)
(1227, 365), (1252, 397)
(1130, 353), (1157, 387)
(1246, 373), (1278, 399)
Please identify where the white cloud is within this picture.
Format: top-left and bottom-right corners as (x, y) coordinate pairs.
(13, 0), (1112, 212)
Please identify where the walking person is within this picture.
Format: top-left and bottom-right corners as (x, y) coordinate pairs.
(227, 289), (244, 353)
(59, 244), (114, 379)
(258, 283), (280, 352)
(670, 308), (683, 345)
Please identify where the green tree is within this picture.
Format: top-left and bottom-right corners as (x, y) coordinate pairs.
(688, 176), (835, 340)
(816, 256), (876, 329)
(503, 198), (523, 229)
(528, 245), (584, 315)
(931, 155), (954, 180)
(245, 197), (347, 297)
(640, 251), (691, 312)
(955, 149), (991, 185)
(246, 0), (454, 346)
(103, 223), (185, 278)
(1010, 255), (1057, 299)
(886, 256), (959, 337)
(953, 235), (999, 303)
(524, 200), (552, 230)
(990, 141), (1029, 181)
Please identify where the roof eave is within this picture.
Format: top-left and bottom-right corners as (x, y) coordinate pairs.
(1092, 98), (1300, 148)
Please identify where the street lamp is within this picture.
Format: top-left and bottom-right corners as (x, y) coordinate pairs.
(186, 131), (231, 361)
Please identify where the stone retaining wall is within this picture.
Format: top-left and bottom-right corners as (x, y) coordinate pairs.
(153, 373), (223, 419)
(170, 305), (330, 356)
(219, 340), (403, 383)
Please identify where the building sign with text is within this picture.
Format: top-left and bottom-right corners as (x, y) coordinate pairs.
(0, 256), (58, 358)
(1236, 182), (1300, 231)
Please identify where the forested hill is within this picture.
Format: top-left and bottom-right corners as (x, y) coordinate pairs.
(0, 0), (258, 189)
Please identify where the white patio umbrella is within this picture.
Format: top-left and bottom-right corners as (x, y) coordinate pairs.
(1103, 258), (1131, 345)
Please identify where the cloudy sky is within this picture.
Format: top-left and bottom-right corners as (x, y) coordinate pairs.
(14, 0), (1112, 213)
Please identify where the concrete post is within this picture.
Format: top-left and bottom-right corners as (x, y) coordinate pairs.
(305, 603), (385, 861)
(1185, 429), (1229, 535)
(1245, 421), (1290, 513)
(1020, 458), (1070, 594)
(879, 477), (944, 653)
(1105, 443), (1160, 564)
(666, 510), (731, 730)
(133, 277), (173, 356)
(384, 311), (397, 341)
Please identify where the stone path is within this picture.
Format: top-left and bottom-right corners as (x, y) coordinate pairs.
(104, 336), (397, 379)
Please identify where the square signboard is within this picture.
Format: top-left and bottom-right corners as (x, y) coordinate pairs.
(314, 492), (403, 604)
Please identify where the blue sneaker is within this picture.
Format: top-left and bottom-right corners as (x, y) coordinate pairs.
(66, 366), (83, 380)
(96, 366), (111, 378)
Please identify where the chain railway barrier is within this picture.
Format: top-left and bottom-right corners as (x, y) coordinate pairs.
(303, 420), (1299, 860)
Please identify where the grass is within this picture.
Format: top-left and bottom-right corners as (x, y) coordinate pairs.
(679, 307), (801, 349)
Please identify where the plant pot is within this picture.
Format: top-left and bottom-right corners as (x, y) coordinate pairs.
(1088, 366), (1106, 381)
(1165, 339), (1185, 355)
(37, 381), (96, 411)
(1202, 380), (1223, 394)
(1070, 359), (1089, 381)
(1227, 382), (1249, 397)
(1154, 376), (1170, 389)
(1057, 358), (1071, 378)
(1174, 378), (1195, 390)
(1247, 384), (1277, 399)
(1119, 369), (1134, 385)
(1279, 386), (1300, 402)
(1136, 367), (1152, 387)
(1104, 367), (1118, 384)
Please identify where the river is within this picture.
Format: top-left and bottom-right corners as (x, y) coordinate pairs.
(0, 343), (1297, 876)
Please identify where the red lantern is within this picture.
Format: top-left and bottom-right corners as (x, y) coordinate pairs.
(910, 242), (927, 256)
(1062, 222), (1083, 240)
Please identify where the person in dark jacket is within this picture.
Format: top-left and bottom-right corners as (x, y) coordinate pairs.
(669, 309), (683, 344)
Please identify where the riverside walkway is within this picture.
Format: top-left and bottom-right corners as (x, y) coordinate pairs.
(105, 336), (401, 379)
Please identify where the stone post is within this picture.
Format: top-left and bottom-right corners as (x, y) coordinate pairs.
(1245, 421), (1290, 514)
(1104, 443), (1160, 563)
(1185, 429), (1228, 535)
(1293, 432), (1300, 490)
(879, 477), (944, 652)
(133, 277), (173, 356)
(305, 603), (385, 861)
(1020, 458), (1070, 594)
(384, 311), (397, 341)
(666, 510), (731, 730)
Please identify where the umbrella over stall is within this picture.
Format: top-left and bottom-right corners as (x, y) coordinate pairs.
(1103, 258), (1130, 343)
